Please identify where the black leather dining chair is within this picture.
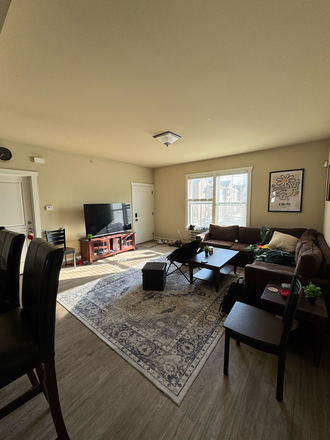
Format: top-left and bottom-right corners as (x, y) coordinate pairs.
(0, 238), (69, 439)
(0, 228), (25, 314)
(45, 228), (76, 268)
(223, 275), (302, 401)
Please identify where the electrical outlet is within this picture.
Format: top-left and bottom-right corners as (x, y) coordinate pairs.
(178, 229), (180, 234)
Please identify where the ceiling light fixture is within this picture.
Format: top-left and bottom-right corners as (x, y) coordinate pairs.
(153, 131), (181, 147)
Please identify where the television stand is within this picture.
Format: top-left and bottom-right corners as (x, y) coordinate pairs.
(79, 232), (135, 264)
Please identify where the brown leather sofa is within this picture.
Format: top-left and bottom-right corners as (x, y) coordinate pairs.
(197, 224), (307, 266)
(198, 224), (330, 315)
(245, 229), (330, 310)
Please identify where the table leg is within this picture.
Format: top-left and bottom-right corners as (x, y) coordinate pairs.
(214, 270), (220, 293)
(189, 264), (194, 284)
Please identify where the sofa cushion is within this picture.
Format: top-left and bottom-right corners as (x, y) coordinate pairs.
(230, 242), (255, 255)
(295, 240), (323, 277)
(202, 239), (234, 249)
(295, 238), (303, 262)
(238, 227), (261, 244)
(295, 229), (320, 262)
(316, 233), (330, 279)
(272, 227), (306, 239)
(209, 224), (239, 241)
(301, 229), (318, 243)
(246, 260), (295, 277)
(268, 231), (299, 253)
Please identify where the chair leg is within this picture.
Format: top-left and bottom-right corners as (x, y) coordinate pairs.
(27, 370), (39, 387)
(276, 352), (286, 402)
(167, 261), (190, 282)
(36, 364), (49, 401)
(43, 358), (69, 440)
(166, 261), (174, 275)
(0, 381), (42, 420)
(178, 266), (191, 282)
(224, 330), (230, 375)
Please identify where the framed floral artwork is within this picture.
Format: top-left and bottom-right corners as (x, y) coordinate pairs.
(268, 169), (304, 212)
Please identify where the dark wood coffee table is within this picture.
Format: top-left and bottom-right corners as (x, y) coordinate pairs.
(261, 282), (329, 367)
(188, 248), (239, 292)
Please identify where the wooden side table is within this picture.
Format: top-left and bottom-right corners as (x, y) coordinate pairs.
(261, 282), (329, 367)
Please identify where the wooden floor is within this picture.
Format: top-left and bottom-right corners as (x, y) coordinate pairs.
(1, 242), (329, 440)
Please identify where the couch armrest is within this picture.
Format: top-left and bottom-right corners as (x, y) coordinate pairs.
(196, 230), (209, 241)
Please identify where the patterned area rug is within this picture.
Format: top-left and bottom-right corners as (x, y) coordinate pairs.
(57, 256), (243, 405)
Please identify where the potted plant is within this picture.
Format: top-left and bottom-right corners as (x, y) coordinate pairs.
(203, 245), (210, 256)
(87, 234), (93, 241)
(303, 282), (322, 304)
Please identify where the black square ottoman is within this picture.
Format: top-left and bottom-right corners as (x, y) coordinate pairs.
(142, 262), (167, 291)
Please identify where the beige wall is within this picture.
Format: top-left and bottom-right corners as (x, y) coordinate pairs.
(1, 137), (329, 249)
(323, 143), (330, 243)
(0, 138), (153, 249)
(154, 140), (329, 242)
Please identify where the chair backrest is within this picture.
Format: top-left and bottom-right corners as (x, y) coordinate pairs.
(22, 238), (64, 359)
(167, 238), (202, 264)
(282, 274), (297, 322)
(280, 276), (302, 348)
(45, 228), (67, 250)
(0, 228), (25, 310)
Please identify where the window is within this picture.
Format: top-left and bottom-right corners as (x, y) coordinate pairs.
(186, 167), (252, 228)
(187, 176), (213, 229)
(215, 173), (248, 226)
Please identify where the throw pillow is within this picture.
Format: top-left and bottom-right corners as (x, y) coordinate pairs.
(268, 231), (299, 253)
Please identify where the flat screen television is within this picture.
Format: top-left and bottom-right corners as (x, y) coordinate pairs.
(83, 203), (132, 237)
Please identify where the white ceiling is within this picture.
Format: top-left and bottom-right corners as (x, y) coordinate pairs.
(1, 0), (330, 168)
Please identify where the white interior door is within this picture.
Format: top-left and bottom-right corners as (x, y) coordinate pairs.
(131, 183), (154, 244)
(0, 173), (36, 272)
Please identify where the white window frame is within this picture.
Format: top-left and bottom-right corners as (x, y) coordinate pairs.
(185, 166), (253, 228)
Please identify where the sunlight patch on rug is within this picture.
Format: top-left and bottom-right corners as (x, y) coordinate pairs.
(57, 257), (242, 405)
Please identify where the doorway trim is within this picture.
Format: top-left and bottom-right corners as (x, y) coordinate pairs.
(0, 168), (41, 237)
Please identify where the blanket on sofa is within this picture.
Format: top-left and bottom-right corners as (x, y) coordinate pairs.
(244, 226), (295, 266)
(253, 248), (295, 266)
(244, 226), (273, 252)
